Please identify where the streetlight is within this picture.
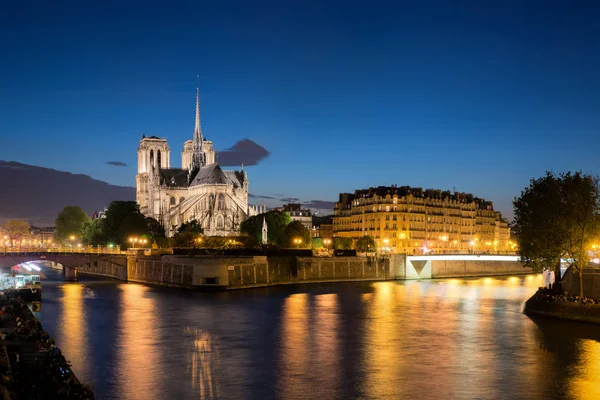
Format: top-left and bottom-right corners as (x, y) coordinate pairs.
(293, 238), (302, 248)
(323, 238), (331, 252)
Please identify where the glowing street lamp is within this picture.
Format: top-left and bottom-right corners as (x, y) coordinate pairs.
(323, 238), (332, 250)
(293, 238), (302, 248)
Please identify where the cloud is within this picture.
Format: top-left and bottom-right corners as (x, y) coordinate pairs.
(107, 161), (128, 167)
(249, 193), (276, 200)
(217, 139), (269, 167)
(274, 193), (285, 197)
(302, 200), (335, 210)
(280, 197), (299, 203)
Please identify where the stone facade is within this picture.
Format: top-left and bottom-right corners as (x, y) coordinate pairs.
(333, 186), (511, 254)
(135, 87), (259, 237)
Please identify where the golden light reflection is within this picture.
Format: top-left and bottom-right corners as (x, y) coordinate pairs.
(313, 294), (340, 398)
(364, 282), (405, 398)
(279, 293), (309, 399)
(568, 340), (600, 399)
(117, 284), (160, 398)
(184, 328), (219, 399)
(59, 284), (88, 378)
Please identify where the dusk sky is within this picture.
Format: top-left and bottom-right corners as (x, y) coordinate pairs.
(1, 0), (599, 219)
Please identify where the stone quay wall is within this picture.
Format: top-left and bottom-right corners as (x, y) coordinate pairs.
(431, 260), (529, 278)
(124, 255), (392, 289)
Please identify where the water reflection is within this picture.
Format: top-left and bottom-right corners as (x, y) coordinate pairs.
(34, 274), (600, 400)
(58, 284), (88, 377)
(278, 293), (309, 399)
(184, 328), (219, 399)
(116, 284), (161, 400)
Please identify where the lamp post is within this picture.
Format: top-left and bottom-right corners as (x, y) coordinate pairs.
(323, 238), (331, 253)
(293, 238), (302, 248)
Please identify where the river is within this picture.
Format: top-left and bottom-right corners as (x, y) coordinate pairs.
(31, 271), (600, 400)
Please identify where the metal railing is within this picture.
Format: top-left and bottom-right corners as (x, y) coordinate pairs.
(0, 247), (127, 255)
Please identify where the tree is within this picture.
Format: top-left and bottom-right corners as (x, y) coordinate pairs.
(102, 201), (148, 249)
(4, 220), (31, 243)
(282, 221), (311, 248)
(172, 219), (204, 248)
(334, 237), (353, 250)
(513, 171), (600, 297)
(356, 236), (376, 253)
(312, 237), (323, 250)
(55, 206), (90, 243)
(240, 211), (291, 246)
(82, 219), (106, 246)
(146, 217), (166, 239)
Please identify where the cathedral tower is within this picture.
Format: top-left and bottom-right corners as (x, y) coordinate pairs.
(190, 83), (205, 170)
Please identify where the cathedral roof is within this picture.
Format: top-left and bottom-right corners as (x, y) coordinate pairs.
(190, 163), (229, 185)
(159, 168), (189, 187)
(224, 170), (246, 188)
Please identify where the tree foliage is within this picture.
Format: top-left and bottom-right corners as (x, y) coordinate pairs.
(513, 171), (600, 296)
(240, 211), (291, 246)
(355, 235), (376, 253)
(82, 219), (106, 245)
(172, 219), (204, 248)
(3, 220), (31, 242)
(334, 237), (353, 250)
(282, 221), (311, 248)
(55, 206), (90, 242)
(146, 217), (166, 239)
(102, 201), (148, 248)
(312, 237), (323, 250)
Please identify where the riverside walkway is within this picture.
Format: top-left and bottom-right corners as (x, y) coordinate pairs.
(0, 294), (94, 399)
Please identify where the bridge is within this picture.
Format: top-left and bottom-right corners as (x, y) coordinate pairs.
(0, 251), (531, 290)
(402, 254), (525, 279)
(0, 251), (128, 281)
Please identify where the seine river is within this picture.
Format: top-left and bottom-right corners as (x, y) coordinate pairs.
(32, 271), (600, 400)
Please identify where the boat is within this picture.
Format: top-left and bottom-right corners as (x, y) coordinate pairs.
(1, 274), (42, 301)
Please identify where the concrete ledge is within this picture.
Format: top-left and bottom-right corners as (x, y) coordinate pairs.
(432, 270), (532, 279)
(524, 297), (600, 324)
(226, 277), (390, 290)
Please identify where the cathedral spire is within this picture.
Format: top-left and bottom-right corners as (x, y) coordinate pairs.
(194, 76), (202, 142)
(191, 76), (205, 170)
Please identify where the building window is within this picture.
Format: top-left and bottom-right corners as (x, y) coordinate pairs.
(150, 150), (154, 168)
(170, 196), (176, 206)
(216, 215), (224, 229)
(157, 150), (162, 168)
(218, 194), (225, 210)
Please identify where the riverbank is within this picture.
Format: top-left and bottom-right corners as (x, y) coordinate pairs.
(524, 287), (600, 324)
(0, 294), (95, 399)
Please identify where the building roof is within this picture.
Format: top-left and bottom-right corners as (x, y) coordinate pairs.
(159, 168), (190, 187)
(191, 163), (229, 185)
(157, 164), (246, 188)
(224, 170), (246, 189)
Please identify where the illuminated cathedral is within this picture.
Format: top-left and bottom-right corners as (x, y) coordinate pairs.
(135, 86), (261, 236)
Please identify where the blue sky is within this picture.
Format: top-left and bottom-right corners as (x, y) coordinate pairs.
(1, 0), (599, 218)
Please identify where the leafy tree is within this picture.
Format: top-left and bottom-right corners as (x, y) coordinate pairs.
(55, 206), (90, 243)
(146, 217), (166, 239)
(513, 171), (600, 297)
(82, 219), (106, 246)
(3, 220), (31, 243)
(102, 201), (148, 249)
(334, 237), (353, 250)
(172, 219), (204, 248)
(240, 211), (291, 246)
(282, 221), (311, 248)
(312, 237), (323, 250)
(356, 235), (376, 253)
